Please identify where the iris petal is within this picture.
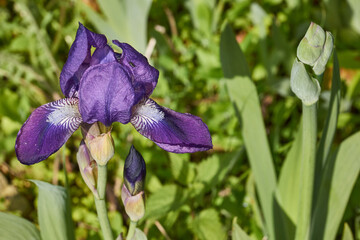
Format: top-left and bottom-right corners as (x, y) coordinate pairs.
(131, 99), (213, 153)
(60, 23), (108, 98)
(15, 98), (82, 165)
(112, 40), (159, 98)
(79, 62), (135, 126)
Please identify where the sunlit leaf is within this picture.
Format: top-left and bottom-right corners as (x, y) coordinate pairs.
(31, 180), (75, 240)
(189, 208), (226, 240)
(232, 217), (252, 240)
(311, 131), (360, 239)
(0, 212), (41, 240)
(220, 24), (250, 78)
(144, 184), (188, 220)
(134, 228), (148, 240)
(82, 0), (152, 53)
(220, 23), (277, 238)
(341, 223), (354, 240)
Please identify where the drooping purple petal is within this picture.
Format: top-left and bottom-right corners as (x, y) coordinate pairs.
(79, 62), (135, 126)
(60, 23), (108, 98)
(130, 98), (213, 153)
(15, 98), (82, 165)
(113, 40), (159, 98)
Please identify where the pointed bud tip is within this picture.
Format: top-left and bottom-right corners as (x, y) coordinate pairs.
(124, 145), (146, 195)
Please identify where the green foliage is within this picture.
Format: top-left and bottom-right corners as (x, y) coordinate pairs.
(0, 212), (40, 240)
(31, 180), (75, 240)
(1, 0), (360, 239)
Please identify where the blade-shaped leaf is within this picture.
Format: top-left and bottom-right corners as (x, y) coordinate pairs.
(223, 76), (277, 238)
(310, 131), (360, 240)
(82, 0), (152, 53)
(232, 217), (252, 240)
(220, 24), (276, 238)
(133, 228), (148, 240)
(276, 121), (302, 224)
(220, 24), (250, 78)
(341, 223), (354, 240)
(313, 50), (341, 215)
(275, 122), (302, 240)
(316, 50), (341, 167)
(0, 212), (41, 240)
(31, 180), (75, 240)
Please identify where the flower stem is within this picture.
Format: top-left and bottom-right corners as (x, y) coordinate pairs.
(126, 221), (137, 240)
(295, 103), (317, 240)
(95, 164), (113, 240)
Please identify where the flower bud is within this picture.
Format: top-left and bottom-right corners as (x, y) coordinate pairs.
(121, 184), (145, 222)
(77, 140), (98, 198)
(83, 123), (114, 166)
(290, 59), (321, 105)
(297, 22), (334, 75)
(121, 145), (146, 221)
(312, 31), (334, 75)
(297, 22), (326, 66)
(123, 145), (146, 195)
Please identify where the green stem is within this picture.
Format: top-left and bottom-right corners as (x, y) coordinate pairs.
(295, 103), (317, 240)
(126, 221), (137, 240)
(95, 164), (113, 240)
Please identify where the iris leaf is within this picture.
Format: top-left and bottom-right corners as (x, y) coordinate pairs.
(0, 212), (41, 240)
(31, 180), (75, 240)
(220, 24), (277, 238)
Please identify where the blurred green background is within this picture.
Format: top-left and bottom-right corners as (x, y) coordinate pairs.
(0, 0), (359, 239)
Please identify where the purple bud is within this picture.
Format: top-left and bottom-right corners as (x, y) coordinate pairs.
(123, 145), (146, 196)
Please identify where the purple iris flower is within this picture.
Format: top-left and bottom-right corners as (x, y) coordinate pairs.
(15, 23), (212, 165)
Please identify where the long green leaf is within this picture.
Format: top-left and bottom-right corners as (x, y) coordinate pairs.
(232, 217), (252, 240)
(0, 212), (41, 240)
(315, 50), (341, 171)
(220, 24), (277, 238)
(276, 121), (302, 239)
(224, 76), (277, 238)
(341, 223), (354, 240)
(31, 180), (75, 240)
(312, 49), (341, 223)
(83, 0), (152, 53)
(220, 24), (250, 78)
(310, 131), (360, 239)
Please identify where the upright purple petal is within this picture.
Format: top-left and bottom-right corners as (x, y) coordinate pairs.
(15, 98), (82, 165)
(130, 98), (212, 153)
(90, 45), (116, 66)
(60, 23), (108, 98)
(113, 40), (159, 98)
(79, 62), (135, 126)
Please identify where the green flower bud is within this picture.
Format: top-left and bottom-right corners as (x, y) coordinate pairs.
(297, 22), (326, 66)
(85, 131), (114, 166)
(312, 32), (334, 75)
(290, 59), (321, 105)
(297, 22), (334, 75)
(121, 184), (145, 222)
(77, 140), (98, 198)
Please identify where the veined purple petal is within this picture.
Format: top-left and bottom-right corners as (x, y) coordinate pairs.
(15, 98), (82, 165)
(112, 40), (159, 98)
(60, 23), (108, 98)
(130, 99), (213, 153)
(79, 62), (135, 126)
